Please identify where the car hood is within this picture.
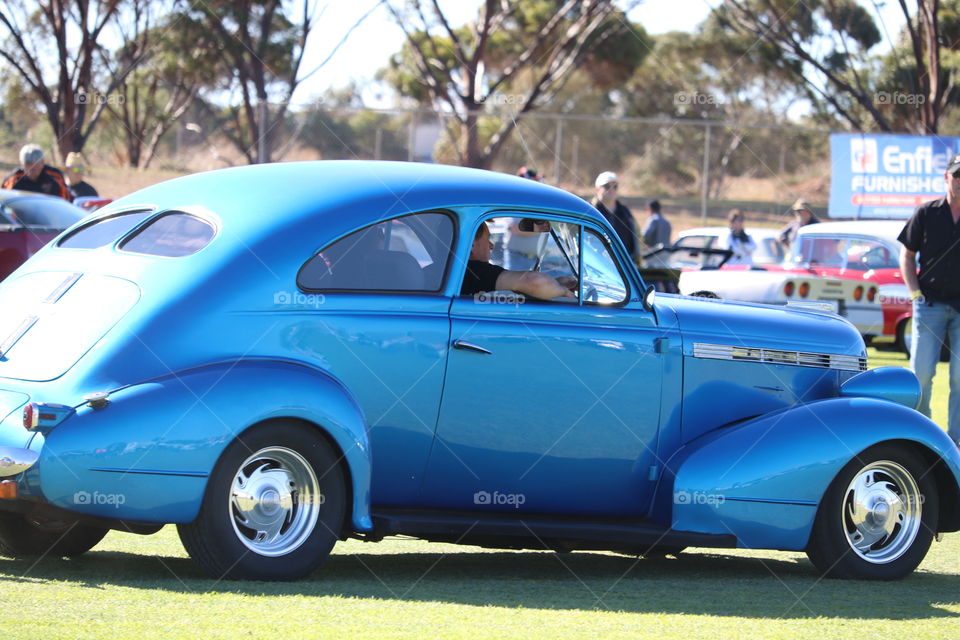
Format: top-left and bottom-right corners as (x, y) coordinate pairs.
(656, 294), (865, 443)
(658, 294), (865, 359)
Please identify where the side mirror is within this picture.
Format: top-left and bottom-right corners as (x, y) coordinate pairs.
(643, 283), (656, 310)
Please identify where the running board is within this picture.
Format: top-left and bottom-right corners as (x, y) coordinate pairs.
(367, 508), (737, 552)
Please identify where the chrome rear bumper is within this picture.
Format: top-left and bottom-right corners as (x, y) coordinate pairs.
(0, 446), (38, 477)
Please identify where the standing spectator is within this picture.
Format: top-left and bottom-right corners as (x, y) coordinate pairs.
(779, 199), (820, 250)
(723, 209), (757, 266)
(592, 171), (639, 263)
(2, 144), (70, 200)
(63, 152), (99, 201)
(642, 199), (672, 249)
(898, 152), (960, 449)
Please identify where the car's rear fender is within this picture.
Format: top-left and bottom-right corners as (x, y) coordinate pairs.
(24, 359), (373, 531)
(654, 397), (960, 550)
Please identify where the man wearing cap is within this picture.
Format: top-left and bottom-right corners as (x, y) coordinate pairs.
(593, 171), (639, 263)
(63, 152), (99, 201)
(779, 199), (820, 250)
(898, 152), (960, 448)
(2, 144), (70, 200)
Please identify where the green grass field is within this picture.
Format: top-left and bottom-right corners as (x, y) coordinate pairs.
(0, 347), (957, 639)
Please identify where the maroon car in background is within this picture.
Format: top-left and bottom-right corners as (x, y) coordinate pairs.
(0, 189), (87, 279)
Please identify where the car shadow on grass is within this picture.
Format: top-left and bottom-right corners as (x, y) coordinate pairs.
(0, 548), (957, 620)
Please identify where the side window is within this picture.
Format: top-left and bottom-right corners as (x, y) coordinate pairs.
(463, 215), (626, 305)
(847, 238), (895, 270)
(298, 212), (453, 292)
(582, 229), (628, 304)
(796, 236), (845, 267)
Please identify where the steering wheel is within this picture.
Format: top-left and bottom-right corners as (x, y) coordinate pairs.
(583, 285), (599, 302)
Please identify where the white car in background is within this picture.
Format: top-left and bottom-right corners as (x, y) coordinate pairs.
(671, 227), (883, 337)
(673, 226), (785, 267)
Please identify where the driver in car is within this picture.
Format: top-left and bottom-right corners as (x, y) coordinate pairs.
(461, 221), (576, 299)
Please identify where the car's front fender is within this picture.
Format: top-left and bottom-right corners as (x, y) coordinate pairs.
(659, 397), (960, 550)
(25, 359), (373, 531)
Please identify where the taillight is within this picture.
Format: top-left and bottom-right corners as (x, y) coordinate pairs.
(784, 281), (795, 297)
(799, 282), (810, 298)
(853, 286), (864, 301)
(867, 287), (877, 302)
(22, 403), (38, 430)
(22, 402), (75, 432)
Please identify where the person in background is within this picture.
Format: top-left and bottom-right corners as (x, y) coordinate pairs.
(898, 152), (960, 449)
(592, 171), (639, 263)
(63, 152), (99, 201)
(779, 199), (819, 250)
(723, 208), (756, 266)
(2, 143), (69, 200)
(503, 167), (546, 269)
(642, 199), (672, 249)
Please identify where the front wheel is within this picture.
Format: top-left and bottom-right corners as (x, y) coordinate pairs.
(178, 421), (347, 581)
(806, 444), (938, 580)
(0, 515), (107, 558)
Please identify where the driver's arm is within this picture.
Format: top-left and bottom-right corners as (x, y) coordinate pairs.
(496, 270), (575, 299)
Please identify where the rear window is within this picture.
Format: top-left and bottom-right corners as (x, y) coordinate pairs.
(2, 196), (85, 229)
(118, 212), (216, 257)
(59, 209), (154, 249)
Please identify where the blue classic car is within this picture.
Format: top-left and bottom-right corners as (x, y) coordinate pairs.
(0, 161), (957, 581)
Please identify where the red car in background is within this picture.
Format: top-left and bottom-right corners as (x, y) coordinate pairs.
(791, 220), (910, 352)
(0, 189), (87, 280)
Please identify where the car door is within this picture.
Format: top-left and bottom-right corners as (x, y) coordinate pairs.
(420, 215), (665, 517)
(295, 211), (455, 507)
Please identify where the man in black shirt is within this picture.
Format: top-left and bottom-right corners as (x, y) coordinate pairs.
(461, 222), (575, 299)
(899, 152), (960, 447)
(592, 171), (639, 264)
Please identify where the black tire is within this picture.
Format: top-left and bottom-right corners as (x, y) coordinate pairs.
(0, 514), (107, 558)
(806, 444), (938, 580)
(177, 420), (346, 581)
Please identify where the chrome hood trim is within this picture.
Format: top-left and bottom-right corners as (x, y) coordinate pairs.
(693, 342), (867, 373)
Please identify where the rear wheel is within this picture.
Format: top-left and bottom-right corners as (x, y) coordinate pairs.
(0, 514), (107, 558)
(178, 421), (346, 581)
(806, 444), (937, 580)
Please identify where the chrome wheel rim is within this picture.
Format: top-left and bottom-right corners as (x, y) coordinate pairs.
(229, 446), (322, 556)
(842, 460), (921, 564)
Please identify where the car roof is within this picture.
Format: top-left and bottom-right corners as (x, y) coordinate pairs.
(795, 220), (904, 245)
(105, 161), (604, 237)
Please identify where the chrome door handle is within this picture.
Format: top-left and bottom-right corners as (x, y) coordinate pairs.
(451, 340), (492, 355)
